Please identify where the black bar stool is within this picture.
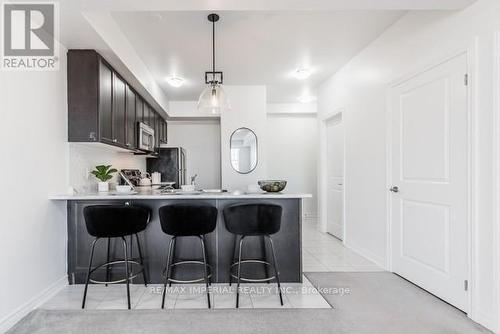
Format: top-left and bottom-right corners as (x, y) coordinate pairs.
(159, 204), (217, 309)
(223, 203), (283, 308)
(81, 205), (150, 309)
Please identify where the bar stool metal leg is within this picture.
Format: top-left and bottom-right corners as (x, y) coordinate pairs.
(122, 237), (131, 309)
(199, 236), (211, 308)
(168, 237), (177, 287)
(105, 238), (111, 287)
(267, 235), (283, 306)
(135, 234), (148, 287)
(202, 235), (211, 286)
(82, 238), (99, 309)
(129, 235), (134, 282)
(260, 236), (270, 284)
(236, 236), (245, 308)
(161, 237), (175, 309)
(229, 235), (239, 286)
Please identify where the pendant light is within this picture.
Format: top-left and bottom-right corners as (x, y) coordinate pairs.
(197, 13), (230, 114)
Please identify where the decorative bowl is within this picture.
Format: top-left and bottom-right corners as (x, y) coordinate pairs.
(258, 180), (287, 193)
(116, 185), (132, 193)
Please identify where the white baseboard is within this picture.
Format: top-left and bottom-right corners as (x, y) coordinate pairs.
(471, 311), (497, 333)
(302, 214), (318, 223)
(344, 240), (386, 269)
(0, 275), (68, 333)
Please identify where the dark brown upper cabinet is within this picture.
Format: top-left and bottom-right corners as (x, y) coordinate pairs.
(136, 96), (144, 126)
(157, 117), (167, 144)
(125, 85), (136, 149)
(143, 103), (151, 126)
(112, 73), (126, 146)
(98, 60), (113, 143)
(149, 106), (155, 128)
(161, 119), (168, 144)
(67, 49), (168, 151)
(157, 116), (163, 145)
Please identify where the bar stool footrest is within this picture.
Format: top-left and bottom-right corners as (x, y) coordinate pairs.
(230, 260), (276, 282)
(162, 260), (213, 284)
(89, 260), (144, 284)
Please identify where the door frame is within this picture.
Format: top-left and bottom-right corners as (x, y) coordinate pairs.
(386, 47), (477, 316)
(319, 109), (346, 242)
(492, 31), (500, 333)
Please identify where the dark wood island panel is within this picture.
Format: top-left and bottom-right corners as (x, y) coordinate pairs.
(66, 198), (303, 284)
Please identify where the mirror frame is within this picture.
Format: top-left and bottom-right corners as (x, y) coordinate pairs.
(229, 127), (258, 174)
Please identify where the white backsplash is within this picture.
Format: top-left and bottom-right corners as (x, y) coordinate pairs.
(69, 143), (146, 193)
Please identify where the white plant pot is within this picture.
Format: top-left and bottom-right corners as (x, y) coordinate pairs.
(98, 181), (109, 192)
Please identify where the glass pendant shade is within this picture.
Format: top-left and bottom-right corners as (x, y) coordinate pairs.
(197, 83), (230, 114)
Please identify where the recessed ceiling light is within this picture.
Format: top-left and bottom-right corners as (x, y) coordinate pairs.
(166, 76), (184, 88)
(297, 95), (317, 104)
(293, 68), (312, 80)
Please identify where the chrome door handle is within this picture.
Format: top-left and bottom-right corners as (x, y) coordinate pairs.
(389, 186), (399, 193)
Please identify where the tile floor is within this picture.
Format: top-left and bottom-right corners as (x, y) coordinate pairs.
(41, 277), (330, 310)
(40, 220), (381, 310)
(302, 221), (383, 272)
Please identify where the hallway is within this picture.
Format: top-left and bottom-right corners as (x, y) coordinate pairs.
(302, 221), (383, 272)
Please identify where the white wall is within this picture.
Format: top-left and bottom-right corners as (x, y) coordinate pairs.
(267, 114), (318, 218)
(267, 103), (317, 115)
(220, 86), (267, 190)
(166, 120), (221, 189)
(0, 48), (69, 330)
(83, 12), (170, 117)
(167, 100), (319, 213)
(317, 0), (500, 330)
(169, 101), (219, 119)
(68, 143), (146, 192)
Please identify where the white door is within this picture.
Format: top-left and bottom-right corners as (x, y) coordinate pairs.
(390, 54), (468, 311)
(326, 116), (344, 240)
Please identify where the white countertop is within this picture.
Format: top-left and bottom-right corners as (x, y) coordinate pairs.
(49, 191), (312, 201)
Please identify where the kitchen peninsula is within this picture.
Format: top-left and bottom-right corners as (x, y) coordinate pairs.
(50, 192), (311, 284)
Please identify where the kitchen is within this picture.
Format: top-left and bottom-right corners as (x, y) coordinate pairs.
(2, 1), (499, 333)
(54, 43), (314, 299)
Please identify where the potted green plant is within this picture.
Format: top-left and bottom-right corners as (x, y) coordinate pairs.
(91, 165), (117, 192)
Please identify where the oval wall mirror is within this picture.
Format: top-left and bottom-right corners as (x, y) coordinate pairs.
(230, 127), (258, 174)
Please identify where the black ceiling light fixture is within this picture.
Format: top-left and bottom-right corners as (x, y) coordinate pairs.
(197, 13), (230, 114)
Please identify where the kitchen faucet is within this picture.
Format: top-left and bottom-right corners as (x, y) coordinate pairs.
(190, 174), (198, 186)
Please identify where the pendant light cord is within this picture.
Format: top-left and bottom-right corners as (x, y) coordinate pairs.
(212, 18), (216, 77)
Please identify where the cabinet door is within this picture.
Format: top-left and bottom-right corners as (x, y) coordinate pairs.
(136, 96), (143, 124)
(155, 114), (162, 147)
(143, 104), (151, 126)
(149, 107), (155, 128)
(125, 85), (136, 148)
(98, 61), (113, 142)
(154, 112), (160, 149)
(158, 117), (164, 143)
(112, 73), (126, 146)
(163, 120), (168, 143)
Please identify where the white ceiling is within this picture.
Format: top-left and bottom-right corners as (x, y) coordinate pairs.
(52, 0), (476, 110)
(111, 11), (405, 102)
(75, 0), (476, 11)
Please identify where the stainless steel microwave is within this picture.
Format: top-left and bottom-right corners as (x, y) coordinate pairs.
(138, 122), (155, 152)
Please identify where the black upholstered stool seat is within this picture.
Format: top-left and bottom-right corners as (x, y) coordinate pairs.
(159, 204), (217, 309)
(159, 205), (217, 236)
(81, 205), (151, 310)
(84, 205), (150, 237)
(223, 203), (283, 308)
(223, 204), (281, 236)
